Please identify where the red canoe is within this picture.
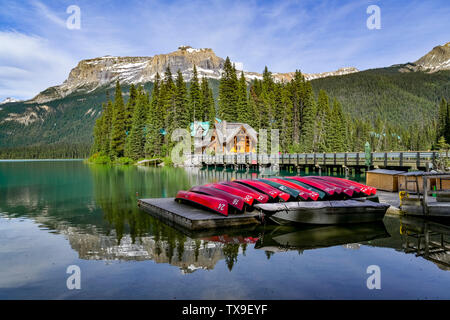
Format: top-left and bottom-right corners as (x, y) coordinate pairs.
(175, 191), (228, 216)
(305, 176), (354, 197)
(235, 179), (291, 202)
(222, 182), (270, 203)
(267, 178), (320, 201)
(190, 185), (245, 212)
(208, 183), (254, 206)
(319, 176), (376, 195)
(287, 176), (338, 197)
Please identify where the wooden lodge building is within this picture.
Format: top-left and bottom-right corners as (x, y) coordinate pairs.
(191, 120), (258, 154)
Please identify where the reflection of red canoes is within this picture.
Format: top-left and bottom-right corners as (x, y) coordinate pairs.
(190, 185), (245, 212)
(222, 182), (270, 203)
(204, 235), (259, 244)
(266, 178), (320, 201)
(175, 191), (228, 216)
(207, 183), (254, 206)
(235, 179), (290, 202)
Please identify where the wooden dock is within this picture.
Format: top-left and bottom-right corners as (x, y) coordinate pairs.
(399, 172), (450, 218)
(138, 198), (261, 231)
(189, 151), (449, 172)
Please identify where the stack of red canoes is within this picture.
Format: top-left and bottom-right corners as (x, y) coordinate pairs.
(175, 176), (376, 216)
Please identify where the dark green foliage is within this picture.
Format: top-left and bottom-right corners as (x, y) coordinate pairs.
(110, 81), (126, 158)
(200, 77), (216, 124)
(125, 86), (148, 160)
(218, 57), (239, 121)
(125, 84), (138, 132)
(189, 65), (202, 122)
(144, 73), (164, 157)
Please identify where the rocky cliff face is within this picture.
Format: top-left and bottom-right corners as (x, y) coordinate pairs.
(29, 46), (359, 104)
(399, 42), (450, 73)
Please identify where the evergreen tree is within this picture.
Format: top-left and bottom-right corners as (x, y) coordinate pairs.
(160, 67), (176, 155)
(174, 69), (190, 130)
(200, 77), (216, 124)
(328, 98), (346, 152)
(236, 72), (251, 123)
(110, 81), (126, 158)
(299, 82), (316, 152)
(189, 65), (202, 122)
(125, 88), (148, 160)
(315, 90), (331, 152)
(91, 105), (104, 153)
(125, 84), (138, 133)
(144, 73), (163, 157)
(101, 98), (114, 156)
(280, 87), (294, 152)
(218, 57), (239, 121)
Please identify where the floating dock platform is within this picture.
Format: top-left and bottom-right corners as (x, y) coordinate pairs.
(138, 198), (261, 231)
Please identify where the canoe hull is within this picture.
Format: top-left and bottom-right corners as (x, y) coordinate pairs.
(255, 200), (389, 225)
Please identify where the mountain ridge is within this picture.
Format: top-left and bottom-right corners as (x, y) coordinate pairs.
(28, 45), (359, 104)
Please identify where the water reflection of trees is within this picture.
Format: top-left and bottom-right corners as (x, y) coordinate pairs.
(89, 164), (252, 271)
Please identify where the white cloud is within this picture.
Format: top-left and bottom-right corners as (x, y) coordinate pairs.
(0, 31), (76, 100)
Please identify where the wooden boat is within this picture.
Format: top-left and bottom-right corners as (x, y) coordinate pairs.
(175, 191), (228, 216)
(254, 199), (389, 225)
(235, 179), (291, 202)
(190, 185), (245, 212)
(222, 182), (270, 203)
(266, 178), (320, 201)
(209, 183), (254, 206)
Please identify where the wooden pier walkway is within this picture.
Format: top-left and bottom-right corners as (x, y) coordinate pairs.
(189, 151), (449, 172)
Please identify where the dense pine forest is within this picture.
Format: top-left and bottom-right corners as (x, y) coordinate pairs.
(89, 57), (450, 164)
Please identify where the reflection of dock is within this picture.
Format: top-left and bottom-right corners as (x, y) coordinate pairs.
(138, 198), (261, 230)
(401, 216), (450, 270)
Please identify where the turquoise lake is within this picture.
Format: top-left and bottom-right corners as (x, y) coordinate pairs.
(0, 160), (449, 299)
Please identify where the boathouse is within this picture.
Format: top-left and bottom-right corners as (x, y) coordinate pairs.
(191, 120), (258, 154)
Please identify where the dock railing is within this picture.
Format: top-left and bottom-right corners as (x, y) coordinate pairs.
(194, 151), (449, 169)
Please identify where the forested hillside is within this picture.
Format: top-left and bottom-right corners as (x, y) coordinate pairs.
(310, 67), (450, 126)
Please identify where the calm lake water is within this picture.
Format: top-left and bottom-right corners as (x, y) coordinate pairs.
(0, 160), (449, 299)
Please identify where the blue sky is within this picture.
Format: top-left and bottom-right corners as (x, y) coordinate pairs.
(0, 0), (449, 101)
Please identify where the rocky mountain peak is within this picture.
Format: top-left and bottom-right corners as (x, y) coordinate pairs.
(399, 41), (450, 73)
(28, 45), (359, 104)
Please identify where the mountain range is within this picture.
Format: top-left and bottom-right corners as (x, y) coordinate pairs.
(0, 42), (449, 156)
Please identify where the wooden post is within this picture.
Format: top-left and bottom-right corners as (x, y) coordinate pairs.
(399, 152), (403, 167)
(384, 152), (388, 167)
(423, 176), (429, 216)
(416, 152), (420, 169)
(344, 153), (347, 167)
(334, 153), (337, 166)
(356, 152), (360, 166)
